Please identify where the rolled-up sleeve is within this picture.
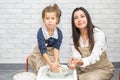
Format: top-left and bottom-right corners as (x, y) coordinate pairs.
(53, 29), (63, 50)
(81, 30), (107, 67)
(37, 28), (47, 54)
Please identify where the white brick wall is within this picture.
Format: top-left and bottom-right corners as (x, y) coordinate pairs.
(0, 0), (120, 63)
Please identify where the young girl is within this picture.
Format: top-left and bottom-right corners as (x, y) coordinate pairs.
(28, 4), (63, 75)
(68, 7), (114, 80)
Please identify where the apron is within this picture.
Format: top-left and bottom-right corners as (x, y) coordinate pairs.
(28, 45), (54, 74)
(77, 47), (114, 80)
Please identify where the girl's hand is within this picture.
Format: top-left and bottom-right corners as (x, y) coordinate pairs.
(50, 62), (60, 73)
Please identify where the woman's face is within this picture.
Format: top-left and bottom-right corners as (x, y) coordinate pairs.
(73, 10), (87, 29)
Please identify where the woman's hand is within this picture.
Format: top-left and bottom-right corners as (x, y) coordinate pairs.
(68, 58), (73, 65)
(67, 57), (78, 70)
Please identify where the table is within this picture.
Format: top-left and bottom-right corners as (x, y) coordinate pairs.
(36, 65), (77, 80)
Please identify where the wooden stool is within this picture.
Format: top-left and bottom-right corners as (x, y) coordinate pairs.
(12, 57), (36, 80)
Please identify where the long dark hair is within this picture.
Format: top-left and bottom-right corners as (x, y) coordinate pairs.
(71, 7), (95, 53)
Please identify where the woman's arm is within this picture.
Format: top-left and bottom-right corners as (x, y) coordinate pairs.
(70, 29), (107, 68)
(81, 29), (107, 67)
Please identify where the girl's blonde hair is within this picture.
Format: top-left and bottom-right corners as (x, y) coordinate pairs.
(42, 4), (61, 24)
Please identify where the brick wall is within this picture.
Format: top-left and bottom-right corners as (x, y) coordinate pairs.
(0, 0), (120, 63)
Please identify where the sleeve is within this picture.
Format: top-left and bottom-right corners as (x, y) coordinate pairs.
(53, 28), (63, 50)
(80, 30), (107, 67)
(37, 28), (47, 54)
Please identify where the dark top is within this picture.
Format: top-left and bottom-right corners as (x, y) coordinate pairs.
(37, 27), (63, 54)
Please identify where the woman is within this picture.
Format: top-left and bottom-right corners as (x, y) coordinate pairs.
(68, 7), (114, 80)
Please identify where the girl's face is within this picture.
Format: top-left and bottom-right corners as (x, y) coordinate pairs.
(73, 10), (87, 29)
(43, 12), (58, 30)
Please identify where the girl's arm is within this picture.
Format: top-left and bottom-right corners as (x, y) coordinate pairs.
(37, 28), (47, 55)
(37, 28), (54, 67)
(42, 53), (52, 66)
(53, 28), (63, 63)
(42, 52), (59, 72)
(54, 48), (59, 63)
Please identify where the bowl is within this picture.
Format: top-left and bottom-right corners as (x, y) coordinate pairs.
(46, 65), (73, 78)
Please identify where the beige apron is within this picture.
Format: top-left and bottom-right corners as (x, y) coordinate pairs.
(28, 45), (54, 74)
(77, 47), (114, 80)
